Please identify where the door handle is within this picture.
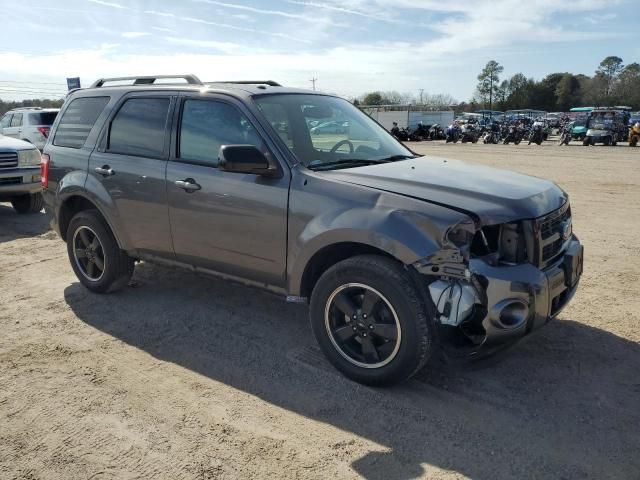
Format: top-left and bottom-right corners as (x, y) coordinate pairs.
(175, 178), (201, 192)
(95, 165), (115, 176)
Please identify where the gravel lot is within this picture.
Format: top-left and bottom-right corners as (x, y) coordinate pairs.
(1, 141), (639, 480)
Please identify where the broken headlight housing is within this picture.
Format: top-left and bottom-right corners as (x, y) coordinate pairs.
(470, 222), (529, 265)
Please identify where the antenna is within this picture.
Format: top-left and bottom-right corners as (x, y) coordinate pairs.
(310, 77), (318, 91)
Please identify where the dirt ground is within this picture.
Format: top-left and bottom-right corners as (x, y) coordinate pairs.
(1, 141), (639, 480)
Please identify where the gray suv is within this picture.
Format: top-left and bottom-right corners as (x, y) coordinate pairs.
(42, 75), (583, 386)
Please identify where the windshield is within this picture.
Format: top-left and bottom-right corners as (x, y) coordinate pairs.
(255, 94), (413, 170)
(590, 112), (616, 130)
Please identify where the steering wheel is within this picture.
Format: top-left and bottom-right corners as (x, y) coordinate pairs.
(330, 139), (354, 154)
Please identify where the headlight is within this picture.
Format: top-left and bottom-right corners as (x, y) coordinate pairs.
(17, 149), (41, 167)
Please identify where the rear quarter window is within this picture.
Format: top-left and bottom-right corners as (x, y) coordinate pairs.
(28, 111), (59, 126)
(53, 97), (110, 149)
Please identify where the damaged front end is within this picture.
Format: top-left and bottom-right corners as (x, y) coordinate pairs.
(413, 202), (583, 356)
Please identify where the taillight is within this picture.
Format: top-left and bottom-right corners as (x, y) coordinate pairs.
(41, 153), (50, 188)
(37, 127), (50, 138)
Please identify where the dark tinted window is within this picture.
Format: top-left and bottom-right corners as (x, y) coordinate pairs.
(28, 111), (58, 125)
(109, 98), (170, 157)
(10, 114), (22, 127)
(179, 100), (263, 166)
(54, 97), (110, 148)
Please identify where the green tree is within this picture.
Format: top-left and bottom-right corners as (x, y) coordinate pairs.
(361, 92), (384, 106)
(476, 60), (504, 111)
(555, 74), (581, 111)
(596, 56), (624, 97)
(615, 63), (640, 108)
(504, 73), (533, 109)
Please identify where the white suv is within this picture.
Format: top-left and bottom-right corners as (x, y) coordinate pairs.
(0, 107), (59, 150)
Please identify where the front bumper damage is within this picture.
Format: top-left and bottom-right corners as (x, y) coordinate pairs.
(416, 236), (584, 355)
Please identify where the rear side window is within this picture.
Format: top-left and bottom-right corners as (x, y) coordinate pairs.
(54, 97), (110, 148)
(0, 114), (11, 128)
(10, 114), (22, 127)
(28, 112), (58, 126)
(108, 98), (170, 158)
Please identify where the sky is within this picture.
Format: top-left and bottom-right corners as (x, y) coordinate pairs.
(0, 0), (638, 101)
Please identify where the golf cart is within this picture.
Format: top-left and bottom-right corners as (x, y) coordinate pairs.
(583, 108), (630, 146)
(569, 107), (592, 141)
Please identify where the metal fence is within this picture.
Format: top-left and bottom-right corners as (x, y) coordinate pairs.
(361, 105), (454, 130)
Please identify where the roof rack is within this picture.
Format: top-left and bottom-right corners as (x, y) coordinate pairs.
(10, 106), (43, 111)
(207, 80), (282, 87)
(90, 74), (203, 88)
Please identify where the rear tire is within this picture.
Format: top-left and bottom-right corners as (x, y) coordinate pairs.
(11, 192), (44, 214)
(309, 255), (434, 386)
(66, 210), (134, 293)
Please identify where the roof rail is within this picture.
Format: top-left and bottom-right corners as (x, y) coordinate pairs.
(207, 80), (282, 87)
(90, 74), (203, 88)
(10, 106), (43, 111)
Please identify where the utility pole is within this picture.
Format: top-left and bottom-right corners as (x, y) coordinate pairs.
(419, 89), (424, 105)
(310, 77), (317, 91)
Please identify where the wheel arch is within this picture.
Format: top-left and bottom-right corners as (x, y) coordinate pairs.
(298, 242), (398, 300)
(58, 193), (125, 249)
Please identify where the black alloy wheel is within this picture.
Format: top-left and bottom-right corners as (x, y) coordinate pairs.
(72, 225), (106, 282)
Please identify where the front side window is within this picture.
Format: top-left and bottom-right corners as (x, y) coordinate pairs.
(54, 96), (110, 148)
(179, 99), (263, 167)
(255, 94), (413, 170)
(0, 114), (11, 129)
(108, 98), (170, 157)
(10, 114), (22, 127)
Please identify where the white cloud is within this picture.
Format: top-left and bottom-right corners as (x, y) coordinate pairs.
(121, 32), (150, 39)
(87, 0), (128, 9)
(192, 0), (350, 27)
(144, 10), (176, 18)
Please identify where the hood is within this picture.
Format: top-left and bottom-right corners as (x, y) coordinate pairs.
(0, 135), (35, 151)
(323, 156), (567, 225)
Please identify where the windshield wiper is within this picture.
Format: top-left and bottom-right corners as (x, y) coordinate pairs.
(308, 159), (387, 171)
(376, 154), (416, 162)
(308, 155), (416, 171)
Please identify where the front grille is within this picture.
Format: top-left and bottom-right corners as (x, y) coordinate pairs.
(537, 202), (571, 264)
(539, 204), (571, 240)
(0, 152), (19, 169)
(542, 238), (563, 261)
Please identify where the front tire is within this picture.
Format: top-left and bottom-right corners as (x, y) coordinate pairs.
(66, 210), (134, 293)
(309, 255), (433, 386)
(11, 192), (44, 214)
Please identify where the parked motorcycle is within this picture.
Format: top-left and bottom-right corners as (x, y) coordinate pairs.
(558, 123), (572, 146)
(630, 122), (640, 147)
(502, 125), (518, 145)
(445, 124), (460, 143)
(460, 123), (479, 143)
(413, 123), (430, 141)
(482, 122), (501, 144)
(528, 122), (544, 145)
(429, 124), (445, 140)
(392, 126), (410, 142)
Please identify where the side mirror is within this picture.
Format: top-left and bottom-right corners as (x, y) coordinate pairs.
(217, 145), (279, 177)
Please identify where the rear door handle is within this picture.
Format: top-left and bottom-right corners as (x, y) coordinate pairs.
(175, 178), (201, 192)
(95, 165), (115, 176)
